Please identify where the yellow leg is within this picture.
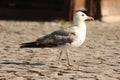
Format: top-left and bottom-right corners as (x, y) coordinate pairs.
(58, 50), (62, 64)
(66, 49), (72, 66)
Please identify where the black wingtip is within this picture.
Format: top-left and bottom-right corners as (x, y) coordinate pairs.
(19, 42), (37, 48)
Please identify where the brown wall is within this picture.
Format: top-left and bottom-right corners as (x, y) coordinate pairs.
(101, 0), (120, 22)
(74, 0), (86, 11)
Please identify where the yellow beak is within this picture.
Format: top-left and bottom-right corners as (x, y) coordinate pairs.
(86, 16), (94, 21)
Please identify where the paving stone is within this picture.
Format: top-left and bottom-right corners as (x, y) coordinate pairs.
(0, 21), (120, 80)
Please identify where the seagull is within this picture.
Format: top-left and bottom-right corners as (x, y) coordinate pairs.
(20, 11), (94, 66)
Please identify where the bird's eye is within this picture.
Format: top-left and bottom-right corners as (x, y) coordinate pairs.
(82, 14), (84, 16)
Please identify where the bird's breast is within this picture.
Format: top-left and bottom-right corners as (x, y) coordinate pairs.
(71, 28), (86, 47)
(71, 35), (86, 47)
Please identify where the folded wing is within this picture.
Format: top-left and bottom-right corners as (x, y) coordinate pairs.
(20, 28), (76, 48)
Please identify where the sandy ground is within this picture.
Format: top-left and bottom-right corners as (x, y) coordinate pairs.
(0, 20), (120, 80)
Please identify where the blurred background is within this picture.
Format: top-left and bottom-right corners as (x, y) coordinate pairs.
(0, 0), (120, 22)
(0, 0), (120, 80)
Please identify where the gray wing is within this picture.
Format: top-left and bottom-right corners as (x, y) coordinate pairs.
(36, 29), (76, 46)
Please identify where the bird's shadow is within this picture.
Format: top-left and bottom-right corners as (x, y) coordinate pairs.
(0, 61), (45, 66)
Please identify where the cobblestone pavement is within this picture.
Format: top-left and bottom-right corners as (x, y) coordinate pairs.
(0, 21), (120, 80)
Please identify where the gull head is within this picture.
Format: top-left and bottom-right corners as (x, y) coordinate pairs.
(73, 11), (94, 22)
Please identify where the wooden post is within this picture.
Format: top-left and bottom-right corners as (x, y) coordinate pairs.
(64, 0), (75, 21)
(90, 0), (93, 16)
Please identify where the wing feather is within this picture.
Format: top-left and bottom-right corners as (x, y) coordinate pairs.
(36, 29), (76, 46)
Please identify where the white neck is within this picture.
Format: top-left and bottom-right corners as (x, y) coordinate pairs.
(71, 19), (87, 47)
(73, 19), (86, 36)
(73, 15), (86, 26)
(73, 18), (86, 28)
(74, 20), (85, 26)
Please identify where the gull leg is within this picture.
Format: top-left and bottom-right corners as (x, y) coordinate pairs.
(66, 49), (72, 66)
(58, 50), (62, 64)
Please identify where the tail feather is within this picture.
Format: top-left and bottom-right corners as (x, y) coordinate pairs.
(20, 42), (38, 48)
(20, 41), (58, 48)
